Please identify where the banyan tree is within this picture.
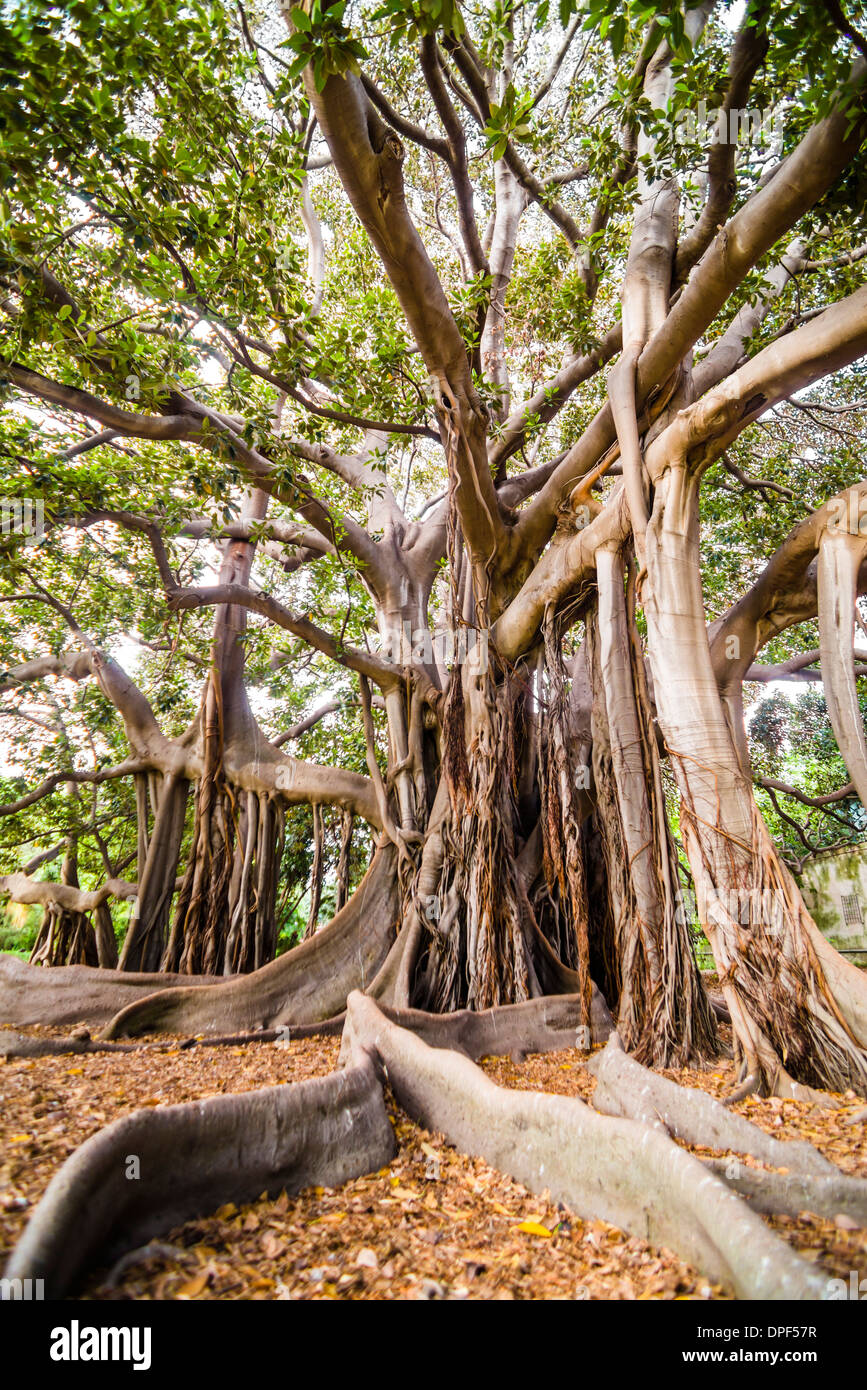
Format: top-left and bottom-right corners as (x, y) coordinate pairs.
(1, 0), (867, 1299)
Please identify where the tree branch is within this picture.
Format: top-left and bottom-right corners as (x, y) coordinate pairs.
(0, 761), (145, 817)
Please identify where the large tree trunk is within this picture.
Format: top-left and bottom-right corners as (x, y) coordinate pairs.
(643, 462), (867, 1095)
(119, 773), (189, 972)
(590, 549), (718, 1065)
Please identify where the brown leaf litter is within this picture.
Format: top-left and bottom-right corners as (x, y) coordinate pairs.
(1, 1023), (864, 1300)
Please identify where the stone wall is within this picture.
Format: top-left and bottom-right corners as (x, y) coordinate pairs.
(798, 841), (867, 965)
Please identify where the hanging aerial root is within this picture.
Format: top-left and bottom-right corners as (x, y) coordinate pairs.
(161, 672), (236, 976)
(589, 574), (718, 1068)
(588, 1034), (837, 1177)
(342, 993), (834, 1299)
(537, 609), (593, 1007)
(680, 791), (867, 1097)
(426, 658), (530, 1012)
(3, 1057), (395, 1300)
(0, 953), (221, 1028)
(100, 845), (399, 1038)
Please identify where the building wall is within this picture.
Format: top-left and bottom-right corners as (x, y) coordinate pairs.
(798, 842), (867, 965)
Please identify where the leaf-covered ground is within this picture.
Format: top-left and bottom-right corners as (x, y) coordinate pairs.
(1, 1025), (865, 1300)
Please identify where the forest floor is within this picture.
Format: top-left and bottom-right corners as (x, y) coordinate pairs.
(1, 1011), (866, 1301)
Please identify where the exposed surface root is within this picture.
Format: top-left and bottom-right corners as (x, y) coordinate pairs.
(0, 1016), (346, 1059)
(344, 992), (610, 1066)
(0, 1029), (138, 1058)
(341, 993), (833, 1298)
(100, 846), (399, 1038)
(0, 953), (221, 1028)
(183, 1017), (347, 1048)
(3, 1057), (395, 1299)
(589, 1034), (837, 1177)
(4, 1010), (864, 1300)
(703, 1157), (867, 1225)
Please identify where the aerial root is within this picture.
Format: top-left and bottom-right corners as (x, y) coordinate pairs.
(706, 988), (732, 1025)
(0, 1029), (139, 1059)
(723, 1069), (763, 1105)
(588, 1033), (837, 1176)
(0, 848), (398, 1038)
(342, 994), (833, 1299)
(17, 993), (605, 1065)
(180, 1017), (347, 1048)
(3, 1056), (395, 1299)
(100, 1242), (194, 1291)
(99, 846), (399, 1038)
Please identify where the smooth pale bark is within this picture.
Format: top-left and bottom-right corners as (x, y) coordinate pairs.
(3, 11), (867, 1128)
(481, 162), (526, 428)
(342, 993), (831, 1299)
(640, 463), (867, 1093)
(5, 990), (847, 1301)
(702, 1158), (867, 1225)
(514, 66), (867, 560)
(817, 529), (867, 808)
(101, 845), (399, 1037)
(119, 774), (189, 971)
(596, 547), (663, 999)
(296, 47), (505, 586)
(0, 952), (222, 1027)
(590, 1034), (836, 1176)
(0, 873), (139, 914)
(340, 990), (612, 1065)
(4, 1058), (394, 1299)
